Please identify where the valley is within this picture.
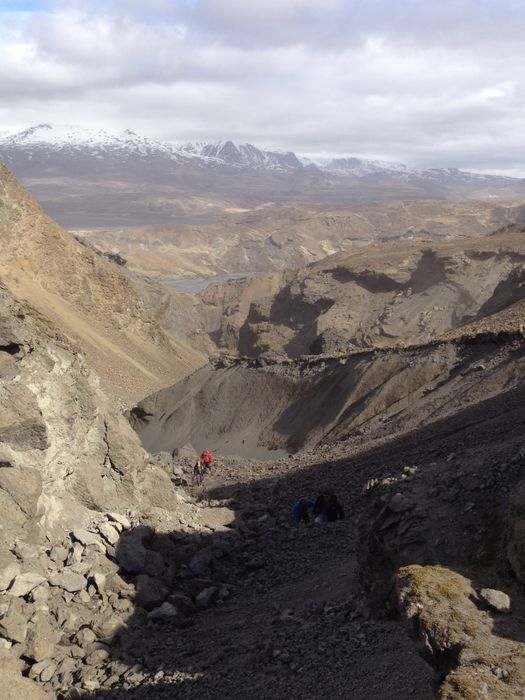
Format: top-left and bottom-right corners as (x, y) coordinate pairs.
(76, 199), (525, 281)
(1, 159), (525, 700)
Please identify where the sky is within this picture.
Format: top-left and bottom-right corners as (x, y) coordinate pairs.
(1, 0), (524, 173)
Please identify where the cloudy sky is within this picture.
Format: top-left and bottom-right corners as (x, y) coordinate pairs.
(1, 0), (524, 173)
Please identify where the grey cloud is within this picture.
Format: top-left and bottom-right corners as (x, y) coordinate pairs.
(0, 0), (524, 173)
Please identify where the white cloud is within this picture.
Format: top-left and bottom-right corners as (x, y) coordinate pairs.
(0, 0), (525, 173)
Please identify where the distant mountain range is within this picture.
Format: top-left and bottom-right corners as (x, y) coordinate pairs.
(1, 124), (524, 228)
(1, 123), (519, 180)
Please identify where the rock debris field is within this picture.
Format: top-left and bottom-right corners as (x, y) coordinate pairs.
(51, 451), (435, 700)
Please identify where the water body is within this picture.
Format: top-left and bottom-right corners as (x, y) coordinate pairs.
(163, 271), (258, 294)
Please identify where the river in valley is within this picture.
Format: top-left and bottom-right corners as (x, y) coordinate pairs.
(162, 271), (258, 294)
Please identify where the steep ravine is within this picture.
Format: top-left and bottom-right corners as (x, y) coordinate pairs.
(129, 328), (525, 699)
(131, 330), (525, 458)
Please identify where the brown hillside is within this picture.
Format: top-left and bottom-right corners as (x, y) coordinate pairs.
(0, 163), (204, 403)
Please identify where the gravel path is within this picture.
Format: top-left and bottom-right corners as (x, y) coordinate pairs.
(86, 453), (435, 700)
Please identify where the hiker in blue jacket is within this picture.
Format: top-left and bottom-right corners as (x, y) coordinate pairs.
(292, 496), (314, 524)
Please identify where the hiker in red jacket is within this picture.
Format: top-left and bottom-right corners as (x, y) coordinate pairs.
(201, 449), (213, 473)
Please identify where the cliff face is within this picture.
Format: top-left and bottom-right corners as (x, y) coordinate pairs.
(192, 229), (525, 359)
(0, 163), (204, 403)
(0, 282), (148, 550)
(0, 282), (236, 695)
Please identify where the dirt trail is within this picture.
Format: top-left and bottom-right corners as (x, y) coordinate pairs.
(85, 454), (434, 700)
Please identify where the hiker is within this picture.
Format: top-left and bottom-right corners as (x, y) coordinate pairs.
(313, 491), (345, 523)
(292, 496), (314, 524)
(193, 459), (204, 486)
(201, 449), (213, 473)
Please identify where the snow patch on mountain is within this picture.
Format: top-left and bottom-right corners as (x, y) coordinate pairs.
(0, 124), (521, 182)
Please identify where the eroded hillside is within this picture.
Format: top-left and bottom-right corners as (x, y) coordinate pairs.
(131, 297), (525, 698)
(78, 199), (525, 280)
(0, 164), (204, 402)
(190, 228), (525, 358)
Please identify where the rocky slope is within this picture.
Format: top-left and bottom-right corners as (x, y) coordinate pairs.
(78, 199), (525, 281)
(0, 283), (232, 694)
(0, 278), (435, 699)
(0, 163), (204, 403)
(2, 154), (525, 698)
(130, 321), (525, 698)
(131, 328), (525, 458)
(188, 227), (525, 358)
(0, 281), (248, 697)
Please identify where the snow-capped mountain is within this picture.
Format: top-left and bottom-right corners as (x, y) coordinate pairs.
(0, 124), (519, 183)
(0, 123), (523, 228)
(178, 140), (304, 170)
(0, 124), (305, 173)
(0, 123), (187, 163)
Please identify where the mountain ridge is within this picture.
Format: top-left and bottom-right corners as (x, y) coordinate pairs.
(1, 123), (520, 181)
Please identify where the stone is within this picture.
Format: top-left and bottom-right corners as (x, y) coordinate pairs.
(195, 586), (219, 610)
(25, 612), (61, 662)
(144, 549), (165, 577)
(147, 602), (179, 621)
(479, 588), (511, 614)
(90, 572), (106, 594)
(135, 574), (169, 611)
(1, 650), (51, 698)
(49, 571), (86, 593)
(169, 592), (197, 616)
(389, 493), (414, 513)
(85, 648), (110, 666)
(29, 658), (57, 683)
(71, 529), (106, 552)
(0, 599), (28, 643)
(91, 613), (123, 640)
(107, 512), (131, 530)
(48, 546), (68, 566)
(115, 527), (151, 573)
(98, 522), (120, 546)
(113, 597), (132, 612)
(66, 542), (84, 566)
(77, 589), (91, 603)
(75, 627), (97, 648)
(172, 443), (198, 460)
(0, 562), (21, 592)
(13, 541), (42, 560)
(189, 547), (215, 576)
(7, 572), (46, 597)
(153, 451), (173, 466)
(30, 583), (50, 604)
(199, 506), (236, 531)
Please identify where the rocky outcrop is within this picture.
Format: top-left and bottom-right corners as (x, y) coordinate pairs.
(0, 282), (235, 694)
(397, 566), (525, 699)
(192, 229), (525, 359)
(356, 384), (525, 698)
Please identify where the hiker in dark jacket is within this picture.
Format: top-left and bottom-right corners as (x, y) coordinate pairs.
(292, 497), (314, 524)
(313, 491), (345, 523)
(193, 459), (204, 486)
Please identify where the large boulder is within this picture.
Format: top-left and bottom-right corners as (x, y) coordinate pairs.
(0, 649), (51, 699)
(115, 526), (152, 574)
